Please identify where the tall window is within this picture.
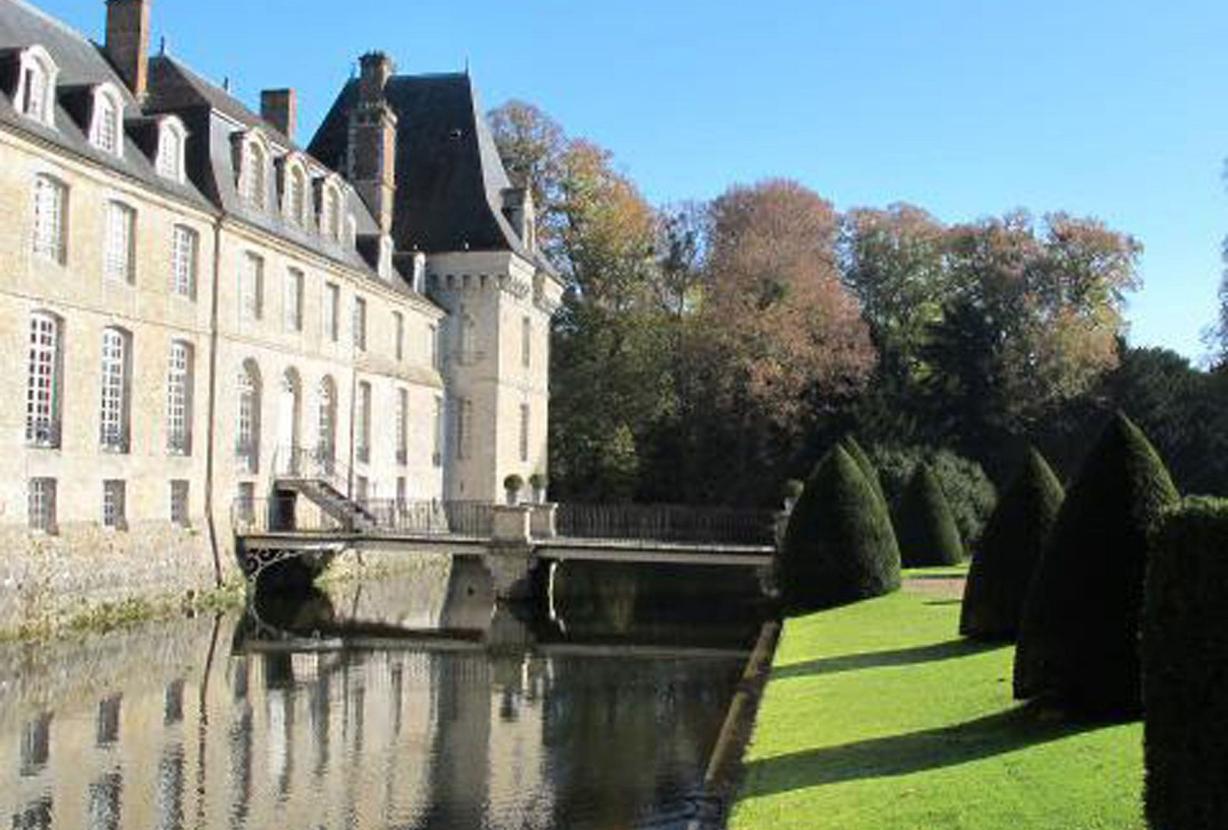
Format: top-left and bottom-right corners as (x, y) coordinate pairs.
(167, 341), (193, 455)
(519, 403), (530, 462)
(170, 226), (197, 298)
(393, 312), (404, 361)
(237, 361), (260, 472)
(103, 201), (135, 283)
(102, 480), (126, 530)
(324, 283), (340, 342)
(317, 377), (336, 464)
(240, 253), (263, 321)
(456, 397), (473, 460)
(433, 397), (443, 467)
(170, 481), (190, 528)
(91, 89), (121, 156)
(356, 382), (371, 464)
(25, 312), (61, 447)
(323, 186), (342, 241)
(521, 316), (532, 368)
(28, 478), (56, 533)
(352, 297), (367, 351)
(287, 165), (306, 226)
(241, 140), (266, 209)
(32, 175), (67, 263)
(429, 324), (439, 369)
(396, 388), (408, 464)
(99, 327), (131, 452)
(283, 268), (303, 332)
(458, 310), (476, 363)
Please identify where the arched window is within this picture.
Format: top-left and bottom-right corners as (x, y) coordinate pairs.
(156, 117), (186, 182)
(236, 360), (261, 472)
(286, 163), (307, 227)
(276, 369), (301, 474)
(17, 46), (57, 128)
(90, 84), (124, 157)
(317, 376), (336, 468)
(25, 312), (62, 447)
(167, 341), (193, 455)
(99, 327), (131, 452)
(240, 138), (267, 209)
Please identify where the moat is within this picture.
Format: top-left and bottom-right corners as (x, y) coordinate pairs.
(0, 557), (765, 829)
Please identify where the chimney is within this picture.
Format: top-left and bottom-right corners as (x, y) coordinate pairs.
(105, 0), (152, 99)
(261, 88), (297, 142)
(347, 51), (398, 234)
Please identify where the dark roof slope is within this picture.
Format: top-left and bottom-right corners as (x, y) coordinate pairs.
(0, 0), (211, 209)
(309, 72), (535, 260)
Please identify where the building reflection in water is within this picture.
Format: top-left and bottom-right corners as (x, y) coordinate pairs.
(0, 556), (756, 829)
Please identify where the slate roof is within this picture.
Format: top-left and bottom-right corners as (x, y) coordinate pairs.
(309, 72), (553, 273)
(0, 0), (211, 210)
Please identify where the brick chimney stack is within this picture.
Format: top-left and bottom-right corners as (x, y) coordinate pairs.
(348, 52), (398, 234)
(105, 0), (151, 99)
(261, 88), (297, 142)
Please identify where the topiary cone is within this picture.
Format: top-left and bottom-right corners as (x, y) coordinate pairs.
(1013, 411), (1179, 717)
(840, 435), (901, 566)
(960, 447), (1064, 641)
(895, 462), (964, 567)
(779, 445), (902, 612)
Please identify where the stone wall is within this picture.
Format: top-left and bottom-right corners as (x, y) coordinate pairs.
(0, 520), (224, 635)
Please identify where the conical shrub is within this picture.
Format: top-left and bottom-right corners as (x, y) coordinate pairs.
(895, 462), (964, 567)
(779, 445), (901, 612)
(1014, 412), (1178, 717)
(841, 435), (889, 514)
(960, 448), (1064, 641)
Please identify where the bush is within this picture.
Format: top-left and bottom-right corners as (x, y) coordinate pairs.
(780, 445), (901, 612)
(872, 446), (997, 550)
(1014, 411), (1178, 717)
(841, 435), (889, 513)
(895, 462), (965, 566)
(1144, 498), (1228, 829)
(960, 447), (1064, 641)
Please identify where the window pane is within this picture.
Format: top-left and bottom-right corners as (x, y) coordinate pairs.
(26, 314), (60, 446)
(104, 202), (134, 283)
(32, 176), (65, 263)
(99, 329), (129, 451)
(167, 342), (192, 455)
(170, 226), (197, 297)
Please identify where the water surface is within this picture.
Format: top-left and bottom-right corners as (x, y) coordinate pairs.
(0, 558), (762, 829)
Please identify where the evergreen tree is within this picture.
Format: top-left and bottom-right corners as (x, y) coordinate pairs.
(895, 462), (965, 566)
(960, 448), (1064, 641)
(1014, 412), (1178, 716)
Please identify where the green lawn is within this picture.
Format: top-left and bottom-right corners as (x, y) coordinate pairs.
(730, 569), (1144, 829)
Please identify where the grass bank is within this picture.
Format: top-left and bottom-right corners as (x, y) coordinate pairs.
(730, 567), (1144, 829)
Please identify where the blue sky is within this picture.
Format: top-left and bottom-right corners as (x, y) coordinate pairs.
(41, 0), (1228, 359)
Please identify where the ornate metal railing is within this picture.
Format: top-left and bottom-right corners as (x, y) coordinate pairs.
(232, 497), (496, 537)
(556, 503), (776, 546)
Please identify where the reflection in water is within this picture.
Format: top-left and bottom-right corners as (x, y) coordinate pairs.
(0, 556), (762, 829)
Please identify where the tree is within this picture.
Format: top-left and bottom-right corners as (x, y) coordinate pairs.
(488, 100), (566, 251)
(1014, 412), (1179, 717)
(895, 462), (965, 567)
(780, 445), (901, 611)
(960, 448), (1064, 641)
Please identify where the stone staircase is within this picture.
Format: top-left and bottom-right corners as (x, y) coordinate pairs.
(277, 477), (378, 531)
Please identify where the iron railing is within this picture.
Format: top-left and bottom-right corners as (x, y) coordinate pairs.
(232, 497), (496, 537)
(272, 445), (351, 493)
(556, 503), (776, 546)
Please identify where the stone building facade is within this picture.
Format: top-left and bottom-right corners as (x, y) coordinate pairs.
(0, 0), (563, 628)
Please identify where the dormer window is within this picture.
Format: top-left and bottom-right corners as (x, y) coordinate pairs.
(319, 180), (343, 242)
(238, 134), (268, 210)
(284, 160), (308, 227)
(89, 84), (124, 157)
(156, 117), (187, 183)
(16, 46), (58, 128)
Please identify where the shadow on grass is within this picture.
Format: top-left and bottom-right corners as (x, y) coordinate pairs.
(924, 599), (962, 607)
(772, 638), (1000, 680)
(741, 701), (1106, 798)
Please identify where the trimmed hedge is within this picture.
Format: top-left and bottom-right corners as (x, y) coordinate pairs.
(1014, 412), (1178, 717)
(873, 446), (997, 550)
(895, 462), (965, 567)
(780, 445), (901, 612)
(1144, 498), (1228, 830)
(960, 448), (1064, 641)
(841, 435), (889, 514)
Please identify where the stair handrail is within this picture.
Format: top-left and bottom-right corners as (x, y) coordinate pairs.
(273, 444), (354, 498)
